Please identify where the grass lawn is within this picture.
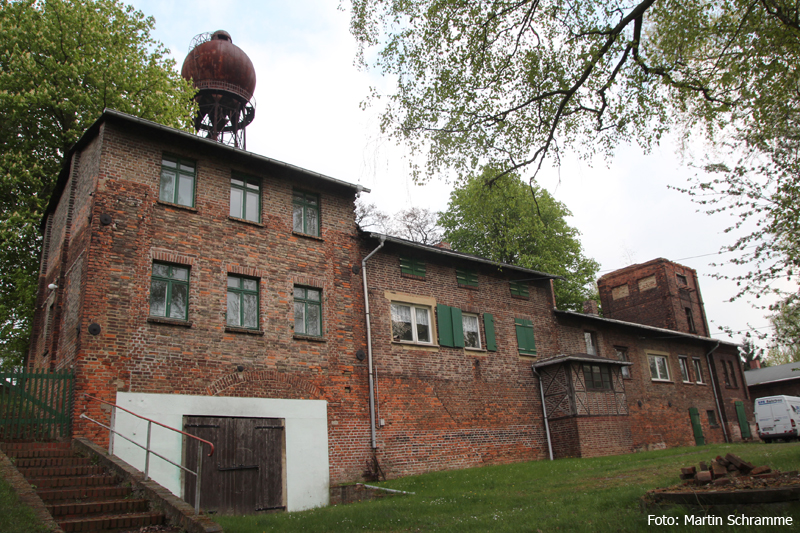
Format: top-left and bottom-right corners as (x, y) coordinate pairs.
(0, 473), (49, 533)
(215, 441), (800, 532)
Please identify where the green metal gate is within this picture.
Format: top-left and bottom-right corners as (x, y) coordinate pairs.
(734, 400), (752, 439)
(689, 407), (705, 446)
(0, 369), (74, 440)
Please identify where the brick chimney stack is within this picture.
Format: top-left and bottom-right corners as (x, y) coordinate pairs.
(583, 300), (599, 316)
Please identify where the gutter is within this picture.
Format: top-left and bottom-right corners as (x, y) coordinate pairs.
(362, 236), (386, 449)
(532, 367), (554, 461)
(705, 341), (730, 443)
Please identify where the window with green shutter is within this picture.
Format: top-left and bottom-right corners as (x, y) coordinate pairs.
(509, 281), (529, 298)
(515, 318), (537, 355)
(483, 313), (497, 352)
(399, 257), (426, 278)
(456, 268), (478, 288)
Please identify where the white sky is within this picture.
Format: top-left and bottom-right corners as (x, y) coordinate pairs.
(130, 0), (786, 348)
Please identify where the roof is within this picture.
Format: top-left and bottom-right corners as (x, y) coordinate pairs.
(531, 353), (633, 369)
(43, 109), (369, 231)
(745, 361), (800, 387)
(553, 309), (739, 348)
(364, 233), (564, 281)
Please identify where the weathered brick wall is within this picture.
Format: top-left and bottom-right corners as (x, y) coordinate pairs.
(361, 241), (558, 478)
(575, 416), (633, 457)
(547, 417), (580, 459)
(554, 312), (742, 450)
(597, 259), (708, 336)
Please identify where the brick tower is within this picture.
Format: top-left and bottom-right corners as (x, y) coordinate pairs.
(597, 258), (710, 337)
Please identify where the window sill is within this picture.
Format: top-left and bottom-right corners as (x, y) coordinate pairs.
(682, 380), (693, 384)
(156, 200), (197, 213)
(510, 295), (530, 300)
(518, 352), (538, 359)
(147, 316), (193, 328)
(650, 379), (673, 383)
(464, 347), (487, 353)
(293, 334), (326, 342)
(695, 382), (707, 386)
(228, 216), (264, 227)
(458, 284), (479, 291)
(291, 231), (323, 241)
(400, 273), (426, 281)
(225, 325), (264, 335)
(392, 341), (439, 351)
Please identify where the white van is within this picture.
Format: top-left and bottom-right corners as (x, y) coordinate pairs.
(755, 395), (800, 442)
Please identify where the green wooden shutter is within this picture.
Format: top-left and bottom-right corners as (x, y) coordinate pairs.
(689, 407), (705, 445)
(734, 401), (751, 439)
(451, 307), (464, 348)
(483, 313), (497, 352)
(456, 269), (478, 287)
(437, 304), (453, 347)
(510, 281), (529, 298)
(515, 318), (536, 355)
(400, 257), (426, 277)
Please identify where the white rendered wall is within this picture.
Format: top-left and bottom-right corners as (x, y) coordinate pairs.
(113, 393), (329, 512)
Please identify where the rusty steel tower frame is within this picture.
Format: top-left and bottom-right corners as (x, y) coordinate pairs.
(181, 31), (256, 149)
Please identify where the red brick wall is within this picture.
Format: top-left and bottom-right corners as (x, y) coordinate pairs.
(575, 416), (633, 457)
(749, 380), (800, 400)
(597, 259), (708, 337)
(361, 242), (558, 477)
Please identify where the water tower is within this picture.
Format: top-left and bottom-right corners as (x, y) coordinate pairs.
(181, 30), (256, 149)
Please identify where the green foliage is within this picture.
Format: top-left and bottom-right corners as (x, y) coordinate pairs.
(764, 293), (800, 365)
(214, 442), (800, 532)
(350, 1), (800, 309)
(438, 168), (599, 311)
(0, 475), (49, 533)
(0, 0), (195, 366)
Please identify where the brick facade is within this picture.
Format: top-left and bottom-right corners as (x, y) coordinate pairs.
(29, 111), (754, 506)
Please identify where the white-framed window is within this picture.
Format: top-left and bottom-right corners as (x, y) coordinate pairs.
(391, 303), (432, 344)
(692, 358), (704, 384)
(648, 354), (671, 381)
(462, 314), (481, 349)
(679, 356), (691, 382)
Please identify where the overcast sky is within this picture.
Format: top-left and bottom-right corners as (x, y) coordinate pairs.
(130, 0), (787, 348)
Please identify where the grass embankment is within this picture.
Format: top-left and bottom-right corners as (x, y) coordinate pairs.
(0, 474), (49, 533)
(216, 442), (800, 532)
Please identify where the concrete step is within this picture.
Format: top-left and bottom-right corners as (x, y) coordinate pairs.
(36, 486), (133, 502)
(13, 456), (92, 468)
(58, 511), (165, 532)
(4, 448), (75, 459)
(47, 498), (150, 518)
(0, 441), (71, 453)
(28, 474), (118, 489)
(18, 464), (106, 478)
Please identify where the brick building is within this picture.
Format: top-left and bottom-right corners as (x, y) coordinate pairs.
(29, 110), (752, 512)
(745, 361), (800, 399)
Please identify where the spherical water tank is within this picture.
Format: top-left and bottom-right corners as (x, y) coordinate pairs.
(181, 30), (256, 102)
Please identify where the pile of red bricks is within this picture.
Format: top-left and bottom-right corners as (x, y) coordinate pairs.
(679, 453), (781, 486)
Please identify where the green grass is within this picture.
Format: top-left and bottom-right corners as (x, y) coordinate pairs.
(215, 442), (800, 532)
(0, 474), (49, 533)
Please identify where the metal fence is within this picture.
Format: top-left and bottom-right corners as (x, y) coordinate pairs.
(0, 369), (74, 440)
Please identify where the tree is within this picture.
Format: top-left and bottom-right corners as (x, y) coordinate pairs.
(349, 0), (800, 306)
(739, 336), (764, 370)
(764, 293), (800, 365)
(438, 167), (599, 311)
(0, 0), (195, 367)
(356, 201), (443, 244)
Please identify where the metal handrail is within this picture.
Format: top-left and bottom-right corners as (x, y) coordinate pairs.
(80, 394), (214, 514)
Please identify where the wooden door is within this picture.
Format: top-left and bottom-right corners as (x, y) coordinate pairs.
(183, 416), (285, 514)
(688, 407), (705, 446)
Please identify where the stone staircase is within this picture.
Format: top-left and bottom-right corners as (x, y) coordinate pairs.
(1, 441), (165, 532)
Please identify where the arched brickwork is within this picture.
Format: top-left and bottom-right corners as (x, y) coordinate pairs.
(206, 370), (323, 399)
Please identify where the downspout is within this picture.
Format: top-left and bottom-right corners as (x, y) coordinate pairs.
(705, 341), (730, 443)
(362, 236), (386, 450)
(532, 366), (554, 461)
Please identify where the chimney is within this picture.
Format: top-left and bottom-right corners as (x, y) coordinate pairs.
(434, 241), (451, 250)
(749, 359), (761, 370)
(583, 300), (599, 316)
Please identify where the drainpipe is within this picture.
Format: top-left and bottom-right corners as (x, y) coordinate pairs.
(532, 366), (554, 460)
(362, 236), (386, 450)
(705, 341), (729, 443)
